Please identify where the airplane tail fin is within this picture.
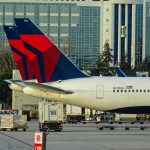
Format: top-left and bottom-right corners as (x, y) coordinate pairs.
(3, 26), (41, 82)
(14, 18), (89, 82)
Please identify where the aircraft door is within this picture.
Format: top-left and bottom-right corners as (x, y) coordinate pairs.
(96, 85), (104, 99)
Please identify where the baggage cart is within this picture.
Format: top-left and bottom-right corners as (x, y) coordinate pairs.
(0, 115), (28, 131)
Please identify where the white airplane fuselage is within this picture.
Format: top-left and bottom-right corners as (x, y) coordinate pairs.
(22, 77), (150, 113)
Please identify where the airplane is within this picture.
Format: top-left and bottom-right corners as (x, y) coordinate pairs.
(3, 18), (150, 114)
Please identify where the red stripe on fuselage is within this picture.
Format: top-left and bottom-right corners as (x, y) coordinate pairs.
(20, 35), (61, 82)
(12, 52), (26, 80)
(9, 39), (42, 82)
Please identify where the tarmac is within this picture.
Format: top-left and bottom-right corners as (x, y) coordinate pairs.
(0, 120), (150, 150)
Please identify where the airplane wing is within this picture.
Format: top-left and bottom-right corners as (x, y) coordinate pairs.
(5, 79), (73, 94)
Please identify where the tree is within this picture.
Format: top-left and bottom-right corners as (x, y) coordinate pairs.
(134, 59), (149, 71)
(0, 51), (17, 107)
(0, 51), (17, 75)
(0, 77), (12, 106)
(119, 50), (132, 70)
(91, 43), (113, 76)
(60, 37), (71, 57)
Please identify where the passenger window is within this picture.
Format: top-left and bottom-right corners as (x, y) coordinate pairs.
(113, 90), (115, 92)
(124, 90), (127, 92)
(117, 90), (119, 92)
(121, 90), (123, 92)
(136, 90), (138, 92)
(144, 90), (146, 92)
(128, 90), (130, 92)
(140, 90), (142, 92)
(132, 90), (134, 92)
(148, 90), (150, 92)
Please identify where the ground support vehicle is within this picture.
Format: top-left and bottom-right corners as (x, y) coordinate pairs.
(0, 115), (28, 131)
(81, 120), (99, 124)
(98, 122), (150, 130)
(38, 102), (64, 132)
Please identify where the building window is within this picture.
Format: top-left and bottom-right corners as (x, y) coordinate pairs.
(105, 39), (109, 43)
(106, 19), (109, 22)
(106, 29), (109, 32)
(50, 16), (58, 23)
(106, 8), (109, 12)
(5, 4), (13, 13)
(149, 7), (150, 13)
(60, 16), (69, 24)
(51, 26), (58, 33)
(26, 5), (35, 13)
(121, 26), (126, 37)
(50, 5), (59, 13)
(71, 16), (78, 24)
(60, 4), (69, 13)
(39, 5), (48, 13)
(60, 26), (68, 34)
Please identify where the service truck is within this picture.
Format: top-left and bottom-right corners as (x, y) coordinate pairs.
(38, 102), (63, 132)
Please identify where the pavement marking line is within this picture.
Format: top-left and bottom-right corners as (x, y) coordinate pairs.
(0, 131), (33, 148)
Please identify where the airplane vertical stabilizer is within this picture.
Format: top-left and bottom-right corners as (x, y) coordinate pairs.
(3, 26), (41, 82)
(14, 18), (89, 82)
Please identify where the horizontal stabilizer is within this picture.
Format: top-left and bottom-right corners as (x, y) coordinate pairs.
(5, 79), (26, 92)
(5, 79), (73, 94)
(5, 79), (25, 85)
(23, 82), (73, 94)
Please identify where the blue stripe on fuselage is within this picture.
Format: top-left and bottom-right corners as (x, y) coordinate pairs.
(108, 106), (150, 114)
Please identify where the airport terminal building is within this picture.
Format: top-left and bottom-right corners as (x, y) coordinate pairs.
(0, 0), (150, 69)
